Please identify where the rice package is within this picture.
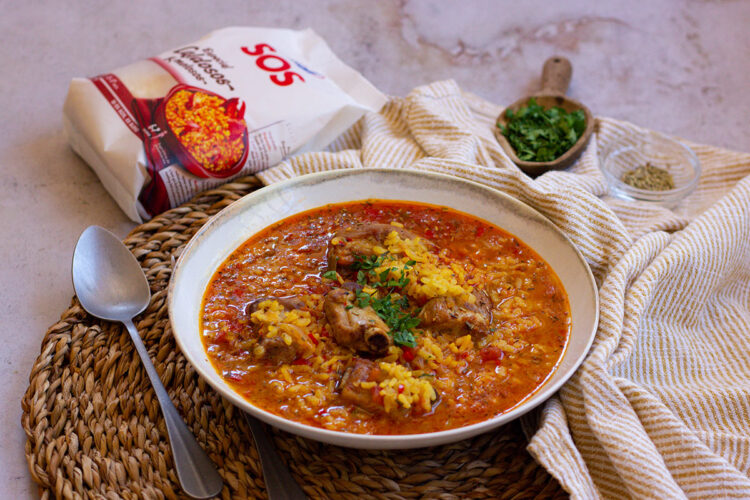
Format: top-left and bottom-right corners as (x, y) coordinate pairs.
(63, 27), (386, 221)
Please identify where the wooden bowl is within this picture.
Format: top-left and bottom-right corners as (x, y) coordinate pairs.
(494, 57), (595, 176)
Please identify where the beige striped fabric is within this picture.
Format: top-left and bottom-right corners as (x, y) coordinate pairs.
(257, 80), (750, 499)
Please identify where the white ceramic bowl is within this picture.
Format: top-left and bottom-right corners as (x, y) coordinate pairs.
(168, 168), (599, 449)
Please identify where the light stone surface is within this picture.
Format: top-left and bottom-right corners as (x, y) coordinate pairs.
(2, 1), (749, 497)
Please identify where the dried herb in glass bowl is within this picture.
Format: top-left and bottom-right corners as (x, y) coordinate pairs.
(621, 163), (675, 191)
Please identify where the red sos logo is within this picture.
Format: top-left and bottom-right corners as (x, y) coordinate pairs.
(241, 43), (305, 87)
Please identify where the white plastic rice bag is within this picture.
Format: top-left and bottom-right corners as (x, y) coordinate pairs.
(63, 27), (386, 222)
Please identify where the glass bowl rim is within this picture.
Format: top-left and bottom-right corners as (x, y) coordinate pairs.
(601, 136), (701, 199)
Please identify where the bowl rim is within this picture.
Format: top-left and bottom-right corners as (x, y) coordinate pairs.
(167, 168), (599, 449)
(601, 134), (701, 199)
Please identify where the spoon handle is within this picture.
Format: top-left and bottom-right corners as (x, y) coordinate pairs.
(540, 56), (572, 95)
(245, 413), (308, 500)
(123, 319), (223, 499)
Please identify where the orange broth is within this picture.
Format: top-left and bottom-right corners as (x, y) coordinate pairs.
(201, 200), (570, 434)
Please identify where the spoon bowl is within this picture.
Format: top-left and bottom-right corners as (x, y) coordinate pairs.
(72, 226), (151, 321)
(72, 226), (223, 499)
(494, 57), (595, 176)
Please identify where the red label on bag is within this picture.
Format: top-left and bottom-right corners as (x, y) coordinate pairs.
(90, 74), (141, 137)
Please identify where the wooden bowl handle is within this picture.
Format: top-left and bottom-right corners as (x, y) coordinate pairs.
(541, 56), (572, 95)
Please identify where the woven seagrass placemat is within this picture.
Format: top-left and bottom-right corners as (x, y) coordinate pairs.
(21, 176), (567, 499)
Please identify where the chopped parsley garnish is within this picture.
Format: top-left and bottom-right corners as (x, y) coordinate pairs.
(322, 270), (338, 280)
(354, 291), (419, 348)
(352, 253), (388, 270)
(353, 252), (412, 289)
(499, 98), (585, 162)
(350, 252), (419, 348)
(392, 326), (418, 348)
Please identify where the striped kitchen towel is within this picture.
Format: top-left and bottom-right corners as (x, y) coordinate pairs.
(258, 80), (750, 499)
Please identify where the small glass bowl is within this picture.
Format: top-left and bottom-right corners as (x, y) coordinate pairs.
(601, 131), (701, 208)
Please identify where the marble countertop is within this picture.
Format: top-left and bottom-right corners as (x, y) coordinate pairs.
(3, 1), (749, 497)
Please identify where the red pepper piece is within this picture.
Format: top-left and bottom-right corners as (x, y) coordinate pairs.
(479, 345), (504, 362)
(207, 147), (223, 162)
(224, 97), (246, 120)
(364, 205), (379, 218)
(402, 346), (415, 362)
(371, 386), (384, 405)
(228, 119), (246, 141)
(223, 97), (237, 117)
(180, 121), (200, 136)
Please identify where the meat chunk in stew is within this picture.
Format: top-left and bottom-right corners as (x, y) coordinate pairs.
(255, 335), (298, 365)
(324, 288), (392, 356)
(338, 358), (384, 413)
(246, 296), (315, 364)
(417, 289), (493, 338)
(327, 223), (431, 271)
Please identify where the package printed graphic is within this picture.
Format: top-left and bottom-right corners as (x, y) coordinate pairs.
(64, 27), (387, 221)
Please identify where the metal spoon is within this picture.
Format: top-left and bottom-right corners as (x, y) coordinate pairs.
(72, 226), (223, 499)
